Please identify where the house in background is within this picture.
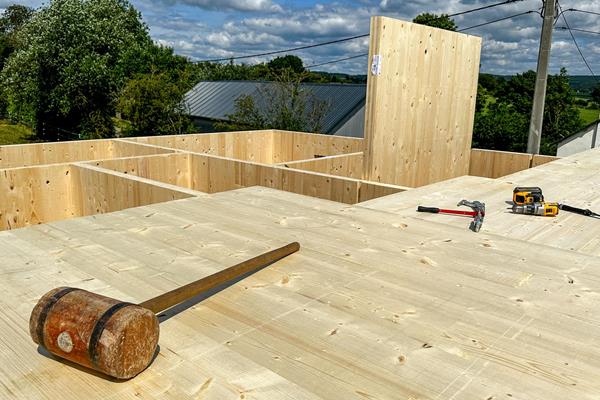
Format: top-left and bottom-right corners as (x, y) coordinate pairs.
(557, 118), (600, 157)
(183, 81), (366, 138)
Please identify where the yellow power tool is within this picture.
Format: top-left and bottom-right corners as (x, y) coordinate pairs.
(513, 187), (544, 205)
(512, 202), (559, 217)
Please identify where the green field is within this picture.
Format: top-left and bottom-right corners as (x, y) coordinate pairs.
(0, 119), (34, 145)
(579, 108), (600, 126)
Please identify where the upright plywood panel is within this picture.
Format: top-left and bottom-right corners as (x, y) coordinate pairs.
(0, 165), (78, 230)
(71, 165), (193, 216)
(0, 139), (171, 169)
(186, 153), (406, 204)
(531, 154), (560, 167)
(128, 131), (275, 163)
(278, 152), (364, 178)
(364, 17), (481, 187)
(92, 153), (192, 189)
(469, 149), (532, 178)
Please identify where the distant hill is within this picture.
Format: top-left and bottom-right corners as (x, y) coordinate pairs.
(486, 74), (597, 97)
(568, 76), (597, 96)
(310, 71), (367, 84)
(316, 73), (597, 96)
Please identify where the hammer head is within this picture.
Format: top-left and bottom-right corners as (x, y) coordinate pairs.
(457, 200), (485, 232)
(29, 287), (159, 379)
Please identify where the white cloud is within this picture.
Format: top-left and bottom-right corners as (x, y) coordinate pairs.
(4, 0), (600, 76)
(162, 0), (282, 12)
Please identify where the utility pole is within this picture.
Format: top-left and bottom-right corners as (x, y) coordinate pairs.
(527, 0), (557, 154)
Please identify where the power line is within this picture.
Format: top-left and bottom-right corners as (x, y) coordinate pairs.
(444, 0), (526, 18)
(556, 26), (600, 36)
(564, 8), (600, 17)
(556, 1), (598, 82)
(199, 0), (528, 63)
(199, 34), (369, 63)
(308, 8), (538, 68)
(306, 53), (368, 69)
(458, 10), (538, 31)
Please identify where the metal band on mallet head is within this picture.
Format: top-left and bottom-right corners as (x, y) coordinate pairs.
(29, 242), (300, 379)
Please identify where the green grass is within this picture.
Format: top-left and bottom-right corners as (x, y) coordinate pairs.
(578, 108), (600, 126)
(0, 119), (34, 145)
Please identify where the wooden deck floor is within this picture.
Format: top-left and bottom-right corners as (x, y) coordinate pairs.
(1, 183), (599, 399)
(360, 147), (600, 256)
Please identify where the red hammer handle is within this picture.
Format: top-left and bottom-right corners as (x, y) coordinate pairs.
(438, 209), (479, 217)
(417, 206), (478, 217)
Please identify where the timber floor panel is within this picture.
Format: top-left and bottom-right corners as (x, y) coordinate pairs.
(359, 147), (600, 256)
(1, 187), (600, 399)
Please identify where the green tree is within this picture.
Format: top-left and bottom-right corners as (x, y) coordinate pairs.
(195, 61), (271, 82)
(473, 102), (529, 152)
(1, 0), (151, 140)
(215, 69), (329, 133)
(473, 68), (583, 155)
(0, 4), (33, 68)
(413, 13), (457, 31)
(116, 44), (198, 136)
(267, 55), (304, 74)
(117, 71), (193, 136)
(478, 73), (501, 94)
(592, 85), (600, 107)
(0, 4), (34, 116)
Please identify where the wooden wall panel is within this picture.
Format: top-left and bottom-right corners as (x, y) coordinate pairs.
(127, 130), (364, 164)
(0, 140), (114, 169)
(110, 140), (174, 158)
(469, 149), (532, 178)
(532, 154), (560, 168)
(277, 168), (360, 204)
(0, 165), (78, 230)
(279, 152), (364, 179)
(188, 154), (369, 204)
(128, 131), (275, 163)
(358, 181), (408, 203)
(0, 139), (172, 169)
(71, 165), (193, 216)
(363, 17), (482, 187)
(278, 131), (364, 161)
(91, 154), (192, 189)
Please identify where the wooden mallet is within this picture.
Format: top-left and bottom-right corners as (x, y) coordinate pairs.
(29, 242), (300, 379)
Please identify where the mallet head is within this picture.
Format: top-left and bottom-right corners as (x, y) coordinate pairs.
(29, 287), (159, 379)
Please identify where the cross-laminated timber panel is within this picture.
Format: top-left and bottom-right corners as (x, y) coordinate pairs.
(360, 147), (600, 256)
(93, 152), (406, 205)
(3, 186), (600, 399)
(0, 139), (172, 169)
(124, 130), (364, 164)
(0, 163), (197, 231)
(277, 152), (364, 178)
(363, 17), (482, 187)
(469, 149), (561, 178)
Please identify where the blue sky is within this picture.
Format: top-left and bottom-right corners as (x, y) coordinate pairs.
(2, 0), (600, 76)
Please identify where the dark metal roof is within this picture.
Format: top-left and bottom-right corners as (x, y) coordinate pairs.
(184, 80), (366, 134)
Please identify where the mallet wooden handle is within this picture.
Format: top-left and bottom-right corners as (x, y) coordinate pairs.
(138, 242), (300, 314)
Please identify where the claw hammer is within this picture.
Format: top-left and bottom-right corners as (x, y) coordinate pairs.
(417, 200), (486, 232)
